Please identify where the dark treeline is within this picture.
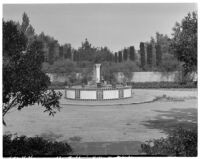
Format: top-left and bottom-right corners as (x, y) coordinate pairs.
(38, 34), (138, 65)
(8, 12), (189, 74)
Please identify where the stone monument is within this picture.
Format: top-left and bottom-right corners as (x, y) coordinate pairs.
(65, 63), (132, 100)
(95, 64), (101, 84)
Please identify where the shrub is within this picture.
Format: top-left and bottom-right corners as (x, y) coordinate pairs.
(130, 82), (197, 89)
(141, 127), (197, 156)
(3, 134), (72, 157)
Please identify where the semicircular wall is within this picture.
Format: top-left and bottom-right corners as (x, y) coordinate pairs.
(65, 86), (132, 100)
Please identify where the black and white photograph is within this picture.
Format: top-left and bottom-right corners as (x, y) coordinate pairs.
(2, 1), (198, 157)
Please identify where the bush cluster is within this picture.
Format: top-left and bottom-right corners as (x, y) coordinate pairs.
(130, 82), (197, 89)
(49, 81), (197, 90)
(3, 134), (72, 157)
(141, 127), (197, 156)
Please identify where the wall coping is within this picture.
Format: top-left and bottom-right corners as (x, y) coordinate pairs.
(65, 86), (132, 91)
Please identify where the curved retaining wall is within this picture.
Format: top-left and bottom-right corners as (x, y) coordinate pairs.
(65, 86), (132, 100)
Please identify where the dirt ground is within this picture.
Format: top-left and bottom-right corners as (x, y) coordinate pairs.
(4, 89), (197, 144)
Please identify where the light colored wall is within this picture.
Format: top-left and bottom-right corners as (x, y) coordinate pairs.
(103, 90), (119, 99)
(80, 90), (97, 99)
(123, 88), (132, 98)
(66, 90), (75, 99)
(47, 71), (197, 83)
(131, 72), (179, 82)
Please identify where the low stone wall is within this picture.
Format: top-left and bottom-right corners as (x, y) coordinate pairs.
(65, 86), (132, 100)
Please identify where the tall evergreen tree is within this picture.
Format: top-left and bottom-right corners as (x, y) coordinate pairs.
(118, 51), (123, 63)
(147, 43), (153, 67)
(140, 42), (146, 68)
(21, 12), (29, 33)
(59, 46), (64, 59)
(114, 52), (118, 63)
(129, 46), (135, 61)
(156, 44), (162, 66)
(123, 48), (128, 61)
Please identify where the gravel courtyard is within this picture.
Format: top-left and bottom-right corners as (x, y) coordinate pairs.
(3, 89), (197, 155)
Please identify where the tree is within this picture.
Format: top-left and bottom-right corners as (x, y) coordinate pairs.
(3, 134), (72, 157)
(156, 32), (171, 55)
(63, 43), (72, 59)
(141, 127), (197, 156)
(48, 41), (56, 65)
(118, 51), (123, 63)
(3, 21), (62, 125)
(147, 43), (153, 67)
(156, 44), (162, 66)
(123, 48), (128, 61)
(25, 24), (35, 43)
(160, 53), (181, 72)
(171, 12), (197, 75)
(59, 46), (64, 59)
(20, 12), (29, 33)
(114, 52), (118, 63)
(78, 38), (96, 61)
(129, 46), (135, 61)
(140, 42), (146, 69)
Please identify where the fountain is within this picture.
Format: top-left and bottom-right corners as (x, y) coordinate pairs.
(65, 64), (132, 100)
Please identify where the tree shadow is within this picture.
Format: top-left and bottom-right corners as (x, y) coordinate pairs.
(142, 108), (197, 134)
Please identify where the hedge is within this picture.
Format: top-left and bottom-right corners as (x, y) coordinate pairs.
(3, 134), (72, 157)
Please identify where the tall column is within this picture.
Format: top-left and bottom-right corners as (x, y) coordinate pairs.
(95, 64), (101, 83)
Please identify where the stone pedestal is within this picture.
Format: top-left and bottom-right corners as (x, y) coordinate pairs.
(95, 64), (101, 83)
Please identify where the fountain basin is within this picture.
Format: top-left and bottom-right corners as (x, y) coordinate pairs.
(65, 86), (132, 100)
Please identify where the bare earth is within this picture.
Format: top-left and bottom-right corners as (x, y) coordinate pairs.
(3, 89), (197, 155)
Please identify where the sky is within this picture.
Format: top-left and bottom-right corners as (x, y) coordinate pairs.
(3, 3), (197, 51)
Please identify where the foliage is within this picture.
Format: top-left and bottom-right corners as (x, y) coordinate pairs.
(42, 59), (77, 73)
(63, 43), (72, 59)
(20, 12), (36, 45)
(37, 32), (60, 64)
(130, 82), (197, 89)
(159, 53), (182, 72)
(147, 43), (153, 67)
(114, 52), (118, 63)
(118, 51), (123, 63)
(141, 127), (197, 156)
(101, 62), (117, 84)
(140, 42), (145, 69)
(3, 134), (72, 157)
(123, 48), (128, 61)
(156, 32), (171, 55)
(129, 46), (135, 61)
(3, 20), (62, 124)
(20, 12), (29, 33)
(171, 12), (197, 75)
(101, 61), (141, 84)
(155, 44), (162, 66)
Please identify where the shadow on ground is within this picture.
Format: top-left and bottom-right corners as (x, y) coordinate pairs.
(69, 140), (143, 156)
(142, 108), (197, 134)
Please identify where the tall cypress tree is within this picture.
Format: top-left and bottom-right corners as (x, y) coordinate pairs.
(123, 48), (128, 61)
(59, 46), (63, 59)
(129, 46), (135, 61)
(140, 42), (145, 68)
(147, 43), (153, 67)
(118, 51), (123, 63)
(114, 52), (118, 63)
(156, 44), (162, 66)
(48, 42), (55, 65)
